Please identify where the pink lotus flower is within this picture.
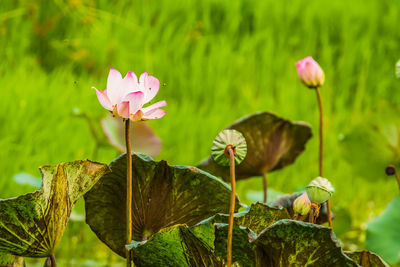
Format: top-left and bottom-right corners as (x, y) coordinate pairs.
(93, 68), (166, 121)
(296, 56), (325, 89)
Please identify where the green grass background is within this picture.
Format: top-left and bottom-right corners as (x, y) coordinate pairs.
(1, 0), (400, 265)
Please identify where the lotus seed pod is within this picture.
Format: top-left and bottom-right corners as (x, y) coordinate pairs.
(306, 177), (334, 204)
(293, 192), (311, 216)
(211, 129), (247, 166)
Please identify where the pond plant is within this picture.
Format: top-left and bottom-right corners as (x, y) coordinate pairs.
(93, 68), (166, 266)
(296, 56), (333, 228)
(210, 129), (247, 266)
(0, 62), (392, 266)
(198, 112), (312, 204)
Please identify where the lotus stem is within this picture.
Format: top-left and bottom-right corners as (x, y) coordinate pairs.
(326, 199), (332, 226)
(309, 202), (320, 224)
(390, 166), (400, 193)
(262, 173), (268, 203)
(315, 88), (332, 228)
(395, 171), (400, 193)
(50, 255), (57, 267)
(386, 165), (400, 193)
(315, 88), (324, 178)
(125, 120), (133, 267)
(227, 146), (236, 267)
(361, 250), (368, 267)
(308, 208), (314, 224)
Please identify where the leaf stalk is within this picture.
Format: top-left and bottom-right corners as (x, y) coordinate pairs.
(50, 254), (57, 267)
(315, 87), (332, 228)
(227, 146), (236, 267)
(125, 120), (133, 267)
(262, 173), (268, 203)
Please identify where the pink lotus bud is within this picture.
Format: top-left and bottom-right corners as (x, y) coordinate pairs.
(293, 192), (311, 216)
(296, 56), (325, 89)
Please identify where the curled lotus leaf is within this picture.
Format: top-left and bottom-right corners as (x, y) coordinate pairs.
(201, 202), (290, 235)
(255, 219), (358, 266)
(198, 112), (312, 182)
(127, 222), (223, 267)
(0, 160), (109, 257)
(101, 115), (162, 157)
(345, 251), (389, 267)
(84, 153), (242, 257)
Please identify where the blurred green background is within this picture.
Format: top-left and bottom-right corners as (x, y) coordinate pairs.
(1, 0), (400, 265)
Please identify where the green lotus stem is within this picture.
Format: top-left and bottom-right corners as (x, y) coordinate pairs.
(227, 146), (236, 267)
(315, 88), (332, 228)
(125, 120), (133, 267)
(262, 173), (268, 203)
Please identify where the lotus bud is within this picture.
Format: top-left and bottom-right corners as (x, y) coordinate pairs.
(293, 192), (311, 216)
(306, 177), (334, 204)
(296, 56), (325, 89)
(211, 129), (247, 166)
(396, 59), (400, 79)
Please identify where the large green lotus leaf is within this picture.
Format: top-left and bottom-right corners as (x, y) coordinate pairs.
(340, 102), (400, 181)
(271, 192), (333, 225)
(255, 219), (357, 266)
(213, 223), (257, 267)
(101, 115), (162, 157)
(84, 153), (242, 257)
(366, 196), (400, 264)
(127, 223), (223, 267)
(201, 202), (290, 235)
(197, 112), (312, 182)
(0, 160), (109, 257)
(345, 251), (389, 267)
